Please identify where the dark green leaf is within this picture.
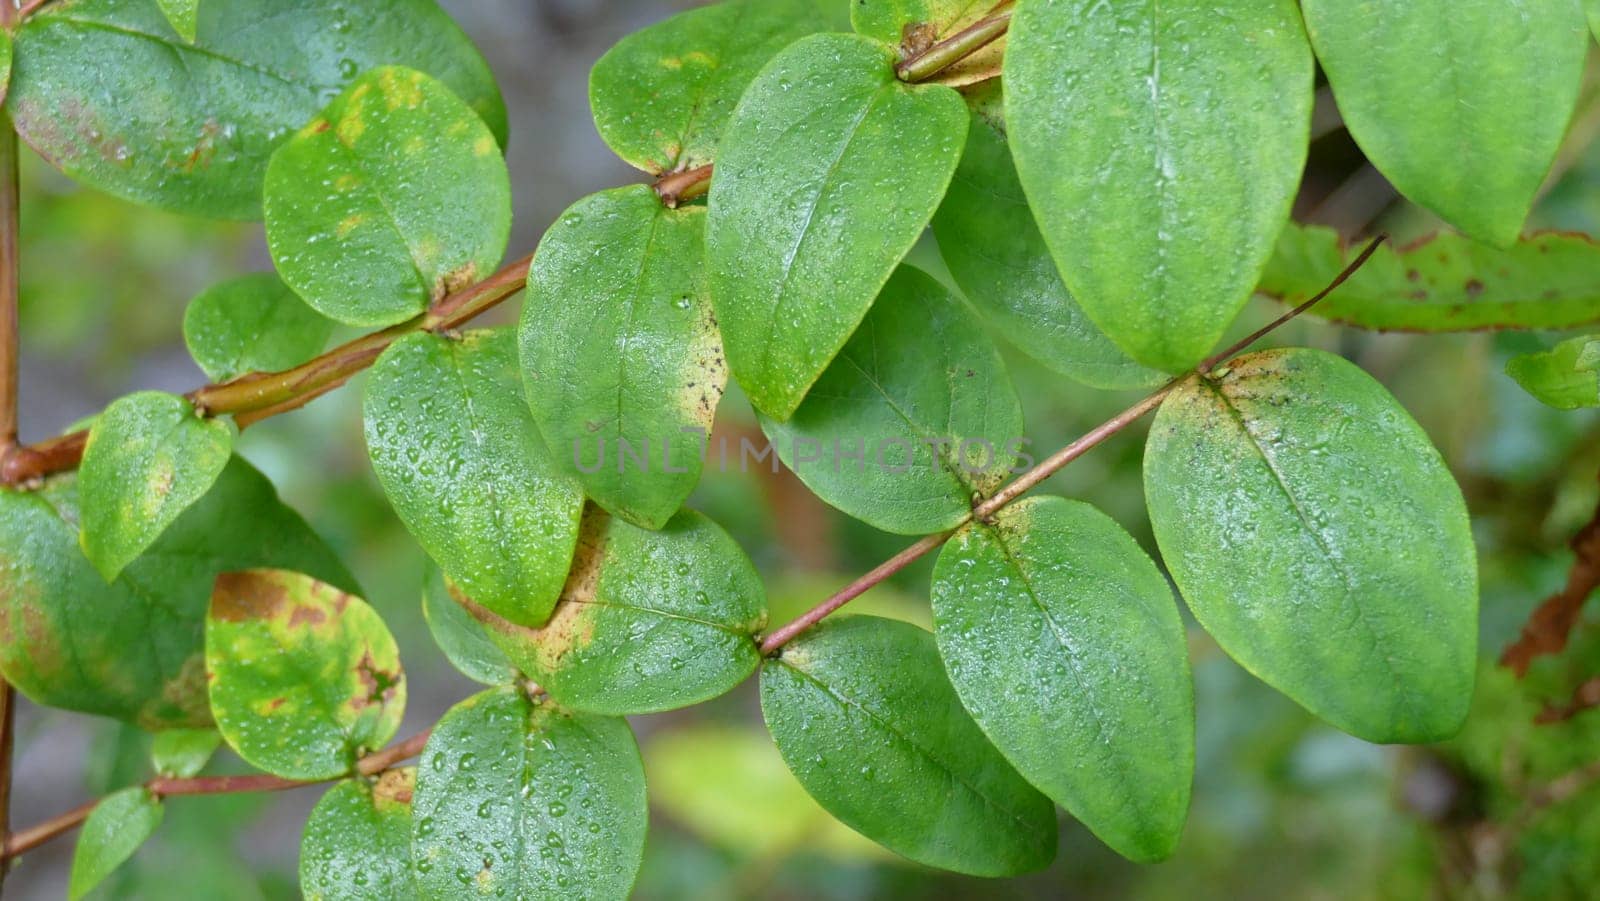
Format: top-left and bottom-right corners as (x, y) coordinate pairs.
(707, 32), (968, 419)
(422, 564), (516, 687)
(1302, 0), (1587, 245)
(1506, 335), (1600, 410)
(155, 0), (199, 42)
(78, 392), (234, 581)
(301, 771), (418, 901)
(522, 185), (723, 529)
(150, 728), (222, 778)
(932, 496), (1193, 862)
(851, 0), (1005, 86)
(761, 615), (1057, 875)
(182, 272), (334, 382)
(412, 687), (647, 900)
(758, 265), (1023, 535)
(11, 0), (506, 219)
(69, 787), (164, 901)
(206, 569), (405, 780)
(364, 328), (584, 628)
(0, 31), (12, 107)
(265, 65), (511, 327)
(1005, 0), (1312, 371)
(1143, 348), (1478, 743)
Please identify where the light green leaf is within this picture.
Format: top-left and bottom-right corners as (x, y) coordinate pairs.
(757, 265), (1023, 535)
(412, 687), (647, 900)
(1506, 335), (1600, 410)
(421, 564), (516, 687)
(1260, 225), (1600, 332)
(182, 272), (334, 382)
(707, 32), (968, 419)
(11, 0), (505, 220)
(0, 458), (357, 728)
(78, 391), (235, 581)
(931, 84), (1160, 390)
(1302, 0), (1587, 246)
(1144, 348), (1478, 743)
(364, 328), (584, 628)
(931, 496), (1193, 862)
(69, 787), (163, 901)
(851, 0), (1005, 86)
(150, 728), (222, 778)
(1004, 0), (1312, 371)
(0, 31), (12, 107)
(301, 771), (418, 901)
(589, 0), (825, 174)
(522, 185), (723, 529)
(265, 65), (511, 327)
(761, 615), (1057, 876)
(460, 506), (765, 715)
(206, 569), (405, 780)
(155, 0), (199, 42)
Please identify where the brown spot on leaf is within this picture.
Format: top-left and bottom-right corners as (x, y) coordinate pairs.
(287, 605), (327, 628)
(901, 22), (938, 56)
(351, 650), (402, 711)
(433, 262), (479, 303)
(1464, 279), (1485, 298)
(211, 571), (290, 622)
(373, 767), (416, 806)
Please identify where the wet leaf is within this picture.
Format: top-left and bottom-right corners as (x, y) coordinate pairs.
(522, 185), (723, 529)
(461, 507), (766, 715)
(265, 65), (511, 327)
(206, 568), (405, 780)
(182, 272), (334, 382)
(1004, 0), (1312, 371)
(852, 0), (1005, 86)
(1143, 348), (1478, 743)
(589, 0), (825, 174)
(757, 265), (1023, 535)
(1302, 0), (1587, 246)
(364, 328), (584, 628)
(1506, 335), (1600, 410)
(706, 32), (967, 419)
(411, 687), (647, 900)
(0, 458), (357, 728)
(69, 787), (163, 901)
(10, 0), (505, 219)
(760, 615), (1057, 875)
(931, 496), (1194, 862)
(422, 564), (516, 687)
(301, 770), (418, 901)
(78, 391), (235, 581)
(150, 727), (222, 778)
(155, 0), (199, 42)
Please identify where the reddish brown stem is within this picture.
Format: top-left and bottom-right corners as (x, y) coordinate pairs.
(897, 3), (1013, 83)
(653, 165), (713, 209)
(1502, 476), (1600, 676)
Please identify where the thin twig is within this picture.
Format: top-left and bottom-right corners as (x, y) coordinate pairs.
(14, 0), (52, 22)
(0, 6), (23, 883)
(1501, 472), (1600, 676)
(897, 4), (1013, 83)
(653, 165), (713, 209)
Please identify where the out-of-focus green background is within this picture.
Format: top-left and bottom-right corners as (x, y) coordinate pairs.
(7, 2), (1600, 898)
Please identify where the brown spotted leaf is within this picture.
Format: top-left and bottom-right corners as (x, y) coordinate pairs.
(300, 770), (418, 900)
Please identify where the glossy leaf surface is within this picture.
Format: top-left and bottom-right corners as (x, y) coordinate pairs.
(150, 728), (222, 778)
(301, 771), (417, 901)
(155, 0), (199, 41)
(1506, 335), (1600, 410)
(182, 272), (334, 382)
(422, 564), (516, 687)
(69, 787), (163, 901)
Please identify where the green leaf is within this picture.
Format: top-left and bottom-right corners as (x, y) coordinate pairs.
(301, 771), (418, 901)
(11, 0), (506, 220)
(206, 569), (405, 780)
(761, 615), (1057, 876)
(412, 687), (647, 900)
(0, 31), (13, 107)
(155, 0), (199, 42)
(1004, 0), (1312, 371)
(78, 391), (235, 581)
(932, 84), (1160, 390)
(522, 185), (723, 529)
(182, 272), (334, 382)
(589, 0), (824, 174)
(851, 0), (1005, 86)
(1506, 335), (1600, 410)
(1143, 348), (1478, 743)
(422, 564), (516, 687)
(364, 328), (584, 628)
(69, 787), (164, 901)
(460, 507), (766, 715)
(757, 265), (1023, 535)
(264, 65), (511, 328)
(707, 32), (968, 419)
(931, 496), (1193, 862)
(1260, 225), (1600, 332)
(150, 728), (222, 778)
(0, 458), (356, 728)
(1302, 0), (1587, 246)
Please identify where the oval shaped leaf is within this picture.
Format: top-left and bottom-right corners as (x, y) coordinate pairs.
(1507, 335), (1600, 410)
(1005, 0), (1313, 371)
(758, 265), (1023, 535)
(932, 496), (1193, 862)
(150, 727), (222, 778)
(11, 0), (506, 219)
(422, 564), (516, 687)
(265, 65), (511, 327)
(460, 507), (765, 715)
(69, 787), (163, 901)
(301, 770), (418, 901)
(707, 32), (968, 419)
(364, 328), (584, 628)
(79, 391), (234, 581)
(761, 615), (1057, 876)
(1302, 0), (1587, 246)
(183, 272), (334, 382)
(207, 569), (405, 779)
(522, 185), (724, 529)
(1143, 348), (1478, 743)
(852, 0), (1005, 87)
(412, 687), (647, 900)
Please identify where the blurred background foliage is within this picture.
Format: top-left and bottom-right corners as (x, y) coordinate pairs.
(6, 1), (1600, 898)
